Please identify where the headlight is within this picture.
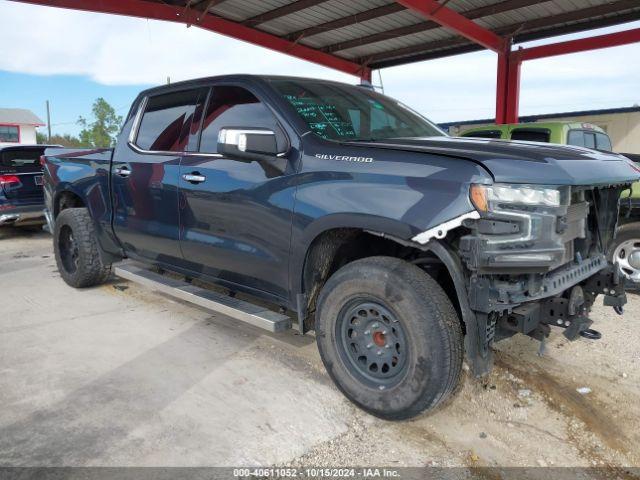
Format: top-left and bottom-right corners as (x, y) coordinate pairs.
(470, 183), (562, 212)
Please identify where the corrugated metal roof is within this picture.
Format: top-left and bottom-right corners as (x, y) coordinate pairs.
(0, 108), (45, 126)
(170, 0), (640, 70)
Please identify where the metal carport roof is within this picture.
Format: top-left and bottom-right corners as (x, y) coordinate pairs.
(9, 0), (640, 123)
(198, 0), (640, 69)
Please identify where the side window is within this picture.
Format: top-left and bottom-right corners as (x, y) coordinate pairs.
(462, 130), (502, 139)
(583, 132), (596, 149)
(199, 85), (285, 153)
(567, 130), (585, 147)
(135, 88), (205, 152)
(510, 129), (550, 143)
(595, 133), (612, 151)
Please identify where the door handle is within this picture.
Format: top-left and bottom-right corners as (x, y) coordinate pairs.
(182, 173), (206, 184)
(114, 166), (131, 178)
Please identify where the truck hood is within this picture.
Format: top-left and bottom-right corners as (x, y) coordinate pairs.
(349, 136), (640, 186)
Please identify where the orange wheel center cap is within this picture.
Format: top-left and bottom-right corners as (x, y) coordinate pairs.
(372, 331), (386, 347)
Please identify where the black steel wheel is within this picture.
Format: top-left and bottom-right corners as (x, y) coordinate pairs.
(316, 256), (464, 420)
(58, 224), (80, 274)
(337, 300), (408, 389)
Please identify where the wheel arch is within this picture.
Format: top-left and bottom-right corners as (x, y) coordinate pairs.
(293, 216), (488, 375)
(53, 187), (86, 219)
(291, 213), (414, 301)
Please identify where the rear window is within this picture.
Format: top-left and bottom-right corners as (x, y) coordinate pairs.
(568, 130), (585, 147)
(568, 129), (612, 151)
(135, 88), (206, 152)
(595, 132), (612, 151)
(510, 129), (550, 143)
(1, 148), (43, 171)
(461, 130), (503, 139)
(584, 132), (596, 149)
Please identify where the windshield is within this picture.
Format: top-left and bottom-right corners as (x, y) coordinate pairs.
(268, 79), (446, 142)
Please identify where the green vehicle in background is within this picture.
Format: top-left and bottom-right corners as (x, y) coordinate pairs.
(461, 122), (640, 287)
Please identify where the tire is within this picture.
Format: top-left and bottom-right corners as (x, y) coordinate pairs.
(53, 208), (111, 288)
(609, 222), (640, 289)
(315, 256), (463, 420)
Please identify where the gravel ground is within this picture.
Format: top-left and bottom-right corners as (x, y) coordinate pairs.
(1, 226), (639, 470)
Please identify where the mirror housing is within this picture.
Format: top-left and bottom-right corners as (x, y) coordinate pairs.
(217, 128), (281, 160)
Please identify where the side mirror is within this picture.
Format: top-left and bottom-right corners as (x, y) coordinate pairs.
(217, 128), (280, 160)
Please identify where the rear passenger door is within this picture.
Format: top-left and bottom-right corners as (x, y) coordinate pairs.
(178, 83), (295, 300)
(112, 87), (207, 264)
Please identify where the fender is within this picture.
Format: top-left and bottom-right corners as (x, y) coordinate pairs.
(52, 185), (123, 265)
(289, 212), (414, 298)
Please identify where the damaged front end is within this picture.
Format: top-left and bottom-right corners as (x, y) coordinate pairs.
(457, 183), (629, 369)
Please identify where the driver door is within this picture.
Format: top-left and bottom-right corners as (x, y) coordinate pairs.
(178, 84), (295, 300)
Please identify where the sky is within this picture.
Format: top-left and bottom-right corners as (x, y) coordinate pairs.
(0, 1), (639, 137)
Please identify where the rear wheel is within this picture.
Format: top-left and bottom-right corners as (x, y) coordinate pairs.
(54, 208), (111, 288)
(315, 256), (463, 420)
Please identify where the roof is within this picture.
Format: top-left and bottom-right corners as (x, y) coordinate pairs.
(439, 105), (640, 129)
(0, 108), (45, 127)
(163, 0), (640, 69)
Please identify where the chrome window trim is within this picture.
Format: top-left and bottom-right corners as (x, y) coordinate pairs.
(128, 95), (147, 145)
(127, 93), (222, 158)
(127, 140), (222, 158)
(128, 83), (290, 159)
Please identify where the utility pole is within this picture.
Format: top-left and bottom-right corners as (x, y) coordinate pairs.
(46, 100), (52, 142)
(167, 76), (171, 85)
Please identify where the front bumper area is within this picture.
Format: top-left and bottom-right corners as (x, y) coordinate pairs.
(469, 254), (608, 313)
(0, 204), (46, 227)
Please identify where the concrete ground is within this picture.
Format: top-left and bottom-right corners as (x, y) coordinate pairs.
(1, 227), (639, 468)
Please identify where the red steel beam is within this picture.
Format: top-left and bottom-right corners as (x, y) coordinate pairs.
(9, 0), (370, 79)
(495, 51), (522, 124)
(395, 0), (505, 52)
(519, 27), (640, 61)
(497, 27), (640, 125)
(495, 53), (508, 124)
(504, 52), (522, 124)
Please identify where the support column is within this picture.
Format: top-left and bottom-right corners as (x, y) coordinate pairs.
(505, 50), (522, 124)
(360, 68), (373, 84)
(495, 52), (508, 124)
(495, 46), (522, 124)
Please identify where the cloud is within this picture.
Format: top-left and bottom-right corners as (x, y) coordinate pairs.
(0, 2), (355, 85)
(1, 1), (639, 122)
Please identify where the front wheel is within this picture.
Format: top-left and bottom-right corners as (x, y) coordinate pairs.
(315, 256), (463, 420)
(53, 208), (111, 288)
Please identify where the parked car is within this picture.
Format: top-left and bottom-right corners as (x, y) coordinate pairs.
(460, 122), (640, 287)
(460, 121), (612, 149)
(0, 144), (55, 229)
(42, 76), (640, 419)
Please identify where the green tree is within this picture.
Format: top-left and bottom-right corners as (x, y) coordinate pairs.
(78, 98), (122, 147)
(37, 131), (83, 147)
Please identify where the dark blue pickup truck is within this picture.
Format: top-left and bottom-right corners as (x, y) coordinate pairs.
(43, 75), (640, 419)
